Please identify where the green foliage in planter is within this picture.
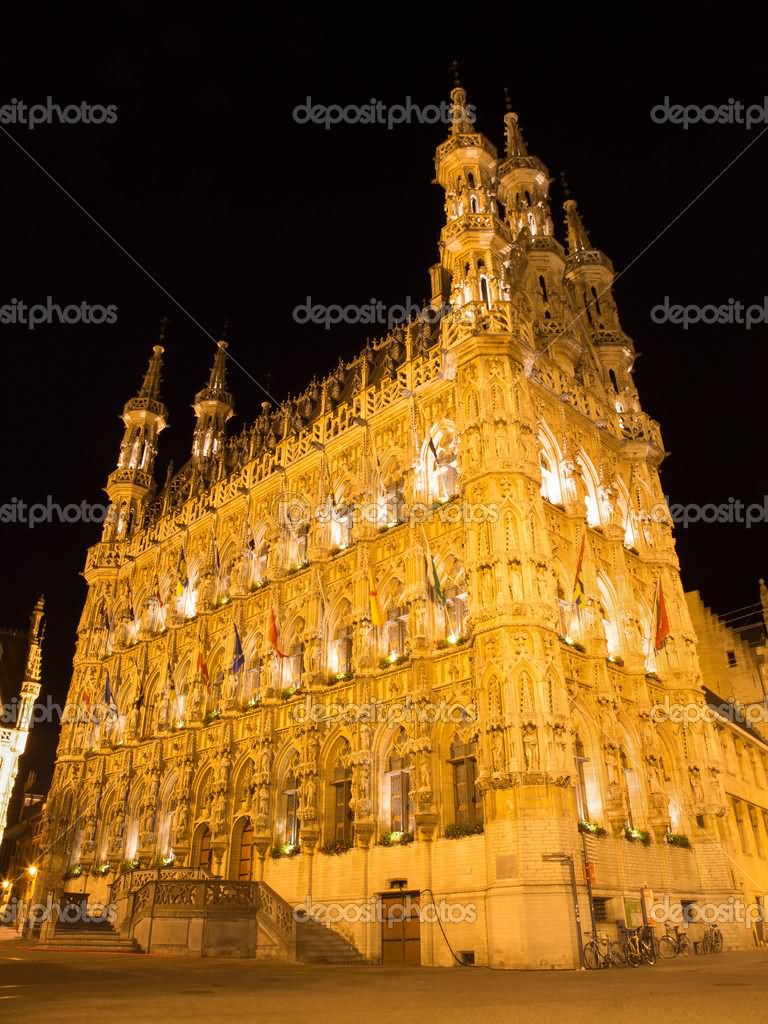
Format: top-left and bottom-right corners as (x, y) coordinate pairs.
(578, 819), (607, 837)
(379, 830), (414, 847)
(378, 654), (409, 670)
(63, 864), (83, 880)
(443, 823), (484, 839)
(203, 709), (221, 725)
(271, 843), (301, 859)
(320, 840), (354, 855)
(90, 862), (112, 877)
(328, 672), (353, 685)
(436, 635), (468, 649)
(120, 858), (140, 874)
(558, 635), (586, 653)
(624, 825), (651, 846)
(665, 833), (691, 849)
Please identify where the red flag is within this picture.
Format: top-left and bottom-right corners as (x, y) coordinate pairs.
(655, 579), (671, 651)
(197, 649), (210, 690)
(571, 531), (586, 607)
(269, 608), (286, 658)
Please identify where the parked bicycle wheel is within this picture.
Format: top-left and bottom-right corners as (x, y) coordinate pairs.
(702, 931), (712, 954)
(712, 929), (723, 953)
(609, 941), (627, 966)
(678, 934), (691, 956)
(658, 935), (677, 959)
(625, 938), (642, 967)
(583, 941), (601, 970)
(643, 939), (657, 966)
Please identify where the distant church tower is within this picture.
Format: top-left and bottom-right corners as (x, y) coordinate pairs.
(0, 597), (45, 849)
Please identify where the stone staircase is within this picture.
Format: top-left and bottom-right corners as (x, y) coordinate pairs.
(38, 918), (142, 953)
(36, 876), (371, 963)
(296, 915), (369, 964)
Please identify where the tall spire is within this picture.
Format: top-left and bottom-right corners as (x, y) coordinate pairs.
(137, 344), (164, 401)
(448, 60), (475, 136)
(504, 110), (528, 159)
(198, 339), (232, 405)
(24, 595), (45, 684)
(449, 86), (475, 136)
(496, 103), (554, 242)
(103, 331), (169, 542)
(563, 199), (593, 256)
(192, 333), (235, 470)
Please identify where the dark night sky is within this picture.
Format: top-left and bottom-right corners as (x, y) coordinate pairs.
(1, 5), (766, 783)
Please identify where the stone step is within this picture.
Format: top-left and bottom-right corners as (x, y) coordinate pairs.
(39, 930), (142, 952)
(296, 919), (367, 964)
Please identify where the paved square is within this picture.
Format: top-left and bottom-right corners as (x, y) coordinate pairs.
(1, 938), (767, 1024)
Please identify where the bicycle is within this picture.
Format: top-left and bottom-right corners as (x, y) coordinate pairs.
(583, 931), (627, 969)
(624, 925), (657, 966)
(702, 924), (724, 954)
(658, 923), (691, 958)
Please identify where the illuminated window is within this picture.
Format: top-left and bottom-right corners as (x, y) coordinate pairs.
(384, 605), (408, 660)
(331, 761), (353, 844)
(284, 770), (300, 846)
(388, 751), (413, 833)
(575, 734), (590, 822)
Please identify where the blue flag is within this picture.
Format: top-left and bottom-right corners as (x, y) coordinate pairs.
(231, 623), (245, 674)
(105, 672), (118, 717)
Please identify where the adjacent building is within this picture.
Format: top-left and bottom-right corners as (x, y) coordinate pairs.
(0, 599), (44, 852)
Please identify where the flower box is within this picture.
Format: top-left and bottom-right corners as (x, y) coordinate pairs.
(443, 823), (484, 840)
(379, 831), (414, 847)
(665, 833), (691, 849)
(578, 820), (607, 837)
(624, 825), (651, 846)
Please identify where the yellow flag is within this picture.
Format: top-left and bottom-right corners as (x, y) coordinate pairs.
(368, 569), (385, 628)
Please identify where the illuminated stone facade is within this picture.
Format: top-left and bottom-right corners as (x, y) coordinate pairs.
(34, 90), (752, 966)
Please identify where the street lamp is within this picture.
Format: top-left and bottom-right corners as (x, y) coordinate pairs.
(543, 852), (585, 968)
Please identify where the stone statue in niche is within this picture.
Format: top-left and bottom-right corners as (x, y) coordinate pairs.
(523, 724), (540, 771)
(491, 730), (506, 772)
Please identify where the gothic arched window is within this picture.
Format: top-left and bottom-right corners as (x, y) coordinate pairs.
(449, 735), (482, 829)
(284, 764), (300, 847)
(330, 745), (353, 844)
(387, 732), (413, 833)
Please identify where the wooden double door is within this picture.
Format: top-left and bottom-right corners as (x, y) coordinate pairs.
(380, 891), (421, 964)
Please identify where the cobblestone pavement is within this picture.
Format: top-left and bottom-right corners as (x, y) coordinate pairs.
(1, 938), (767, 1024)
